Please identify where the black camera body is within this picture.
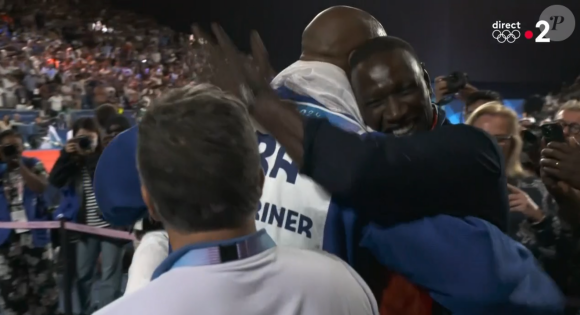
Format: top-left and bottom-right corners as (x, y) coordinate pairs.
(443, 71), (469, 95)
(1, 144), (18, 159)
(76, 136), (92, 151)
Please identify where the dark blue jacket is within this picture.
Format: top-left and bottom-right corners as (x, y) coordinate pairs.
(0, 157), (51, 248)
(309, 116), (565, 314)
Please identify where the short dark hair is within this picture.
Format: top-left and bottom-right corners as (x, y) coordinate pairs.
(104, 115), (131, 134)
(465, 90), (502, 108)
(349, 36), (419, 70)
(94, 104), (118, 127)
(522, 95), (544, 116)
(72, 117), (99, 136)
(137, 84), (261, 233)
(0, 129), (21, 143)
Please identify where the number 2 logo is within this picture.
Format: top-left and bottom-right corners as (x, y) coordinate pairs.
(535, 20), (550, 43)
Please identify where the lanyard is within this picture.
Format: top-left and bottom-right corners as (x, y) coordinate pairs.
(169, 230), (275, 270)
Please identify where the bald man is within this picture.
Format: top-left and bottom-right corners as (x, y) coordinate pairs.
(258, 6), (386, 249)
(300, 6), (386, 72)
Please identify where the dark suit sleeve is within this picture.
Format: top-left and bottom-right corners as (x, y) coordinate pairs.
(301, 118), (504, 223)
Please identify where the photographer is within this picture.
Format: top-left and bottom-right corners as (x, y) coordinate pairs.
(434, 74), (502, 121)
(541, 101), (580, 231)
(49, 117), (125, 313)
(0, 129), (57, 315)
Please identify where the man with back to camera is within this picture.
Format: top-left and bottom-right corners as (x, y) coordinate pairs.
(200, 25), (565, 314)
(93, 84), (378, 315)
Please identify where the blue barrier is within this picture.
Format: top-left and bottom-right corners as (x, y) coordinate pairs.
(0, 109), (41, 123)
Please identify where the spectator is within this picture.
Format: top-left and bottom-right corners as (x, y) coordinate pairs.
(463, 90), (502, 120)
(102, 114), (130, 147)
(66, 104), (118, 141)
(95, 84), (378, 315)
(554, 100), (580, 143)
(95, 103), (118, 129)
(466, 103), (573, 284)
(0, 129), (56, 315)
(541, 101), (580, 230)
(48, 90), (63, 117)
(49, 117), (126, 313)
(0, 114), (11, 131)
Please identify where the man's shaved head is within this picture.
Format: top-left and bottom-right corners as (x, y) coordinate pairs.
(301, 6), (386, 72)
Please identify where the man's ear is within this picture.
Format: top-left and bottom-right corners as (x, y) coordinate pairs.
(348, 50), (356, 66)
(421, 62), (433, 98)
(141, 185), (159, 222)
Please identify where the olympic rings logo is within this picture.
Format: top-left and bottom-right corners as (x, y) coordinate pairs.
(492, 30), (521, 43)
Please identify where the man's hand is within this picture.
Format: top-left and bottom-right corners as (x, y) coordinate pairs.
(191, 24), (275, 106)
(540, 137), (580, 191)
(507, 184), (544, 222)
(433, 76), (448, 103)
(434, 76), (477, 103)
(456, 83), (478, 103)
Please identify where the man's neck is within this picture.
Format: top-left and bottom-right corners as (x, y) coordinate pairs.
(168, 218), (257, 252)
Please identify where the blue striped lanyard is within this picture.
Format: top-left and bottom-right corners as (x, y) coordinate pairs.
(171, 230), (275, 269)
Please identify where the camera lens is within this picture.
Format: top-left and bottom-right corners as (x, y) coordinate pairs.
(2, 144), (17, 157)
(78, 137), (92, 150)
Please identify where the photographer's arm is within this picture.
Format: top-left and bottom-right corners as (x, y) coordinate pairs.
(49, 149), (80, 188)
(19, 160), (48, 193)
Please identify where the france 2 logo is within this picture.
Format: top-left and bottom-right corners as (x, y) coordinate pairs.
(492, 5), (575, 43)
(535, 5), (575, 42)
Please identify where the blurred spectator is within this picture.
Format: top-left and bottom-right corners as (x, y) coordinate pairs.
(95, 103), (118, 129)
(466, 103), (573, 283)
(554, 100), (580, 142)
(463, 90), (502, 121)
(0, 129), (56, 315)
(48, 90), (63, 117)
(522, 94), (546, 120)
(102, 114), (130, 147)
(49, 117), (125, 313)
(0, 114), (11, 130)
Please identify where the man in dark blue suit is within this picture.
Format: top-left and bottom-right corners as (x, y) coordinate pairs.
(201, 27), (564, 314)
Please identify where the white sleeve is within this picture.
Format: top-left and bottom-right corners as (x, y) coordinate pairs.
(48, 126), (61, 143)
(337, 257), (379, 315)
(125, 232), (169, 295)
(66, 130), (73, 140)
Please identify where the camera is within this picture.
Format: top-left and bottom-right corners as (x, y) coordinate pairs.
(443, 71), (469, 95)
(1, 144), (18, 159)
(76, 136), (92, 151)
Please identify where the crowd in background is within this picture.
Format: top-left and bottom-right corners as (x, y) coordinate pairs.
(0, 0), (578, 314)
(0, 0), (212, 150)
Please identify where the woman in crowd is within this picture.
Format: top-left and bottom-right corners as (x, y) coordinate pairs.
(49, 117), (126, 313)
(0, 129), (57, 315)
(466, 102), (574, 290)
